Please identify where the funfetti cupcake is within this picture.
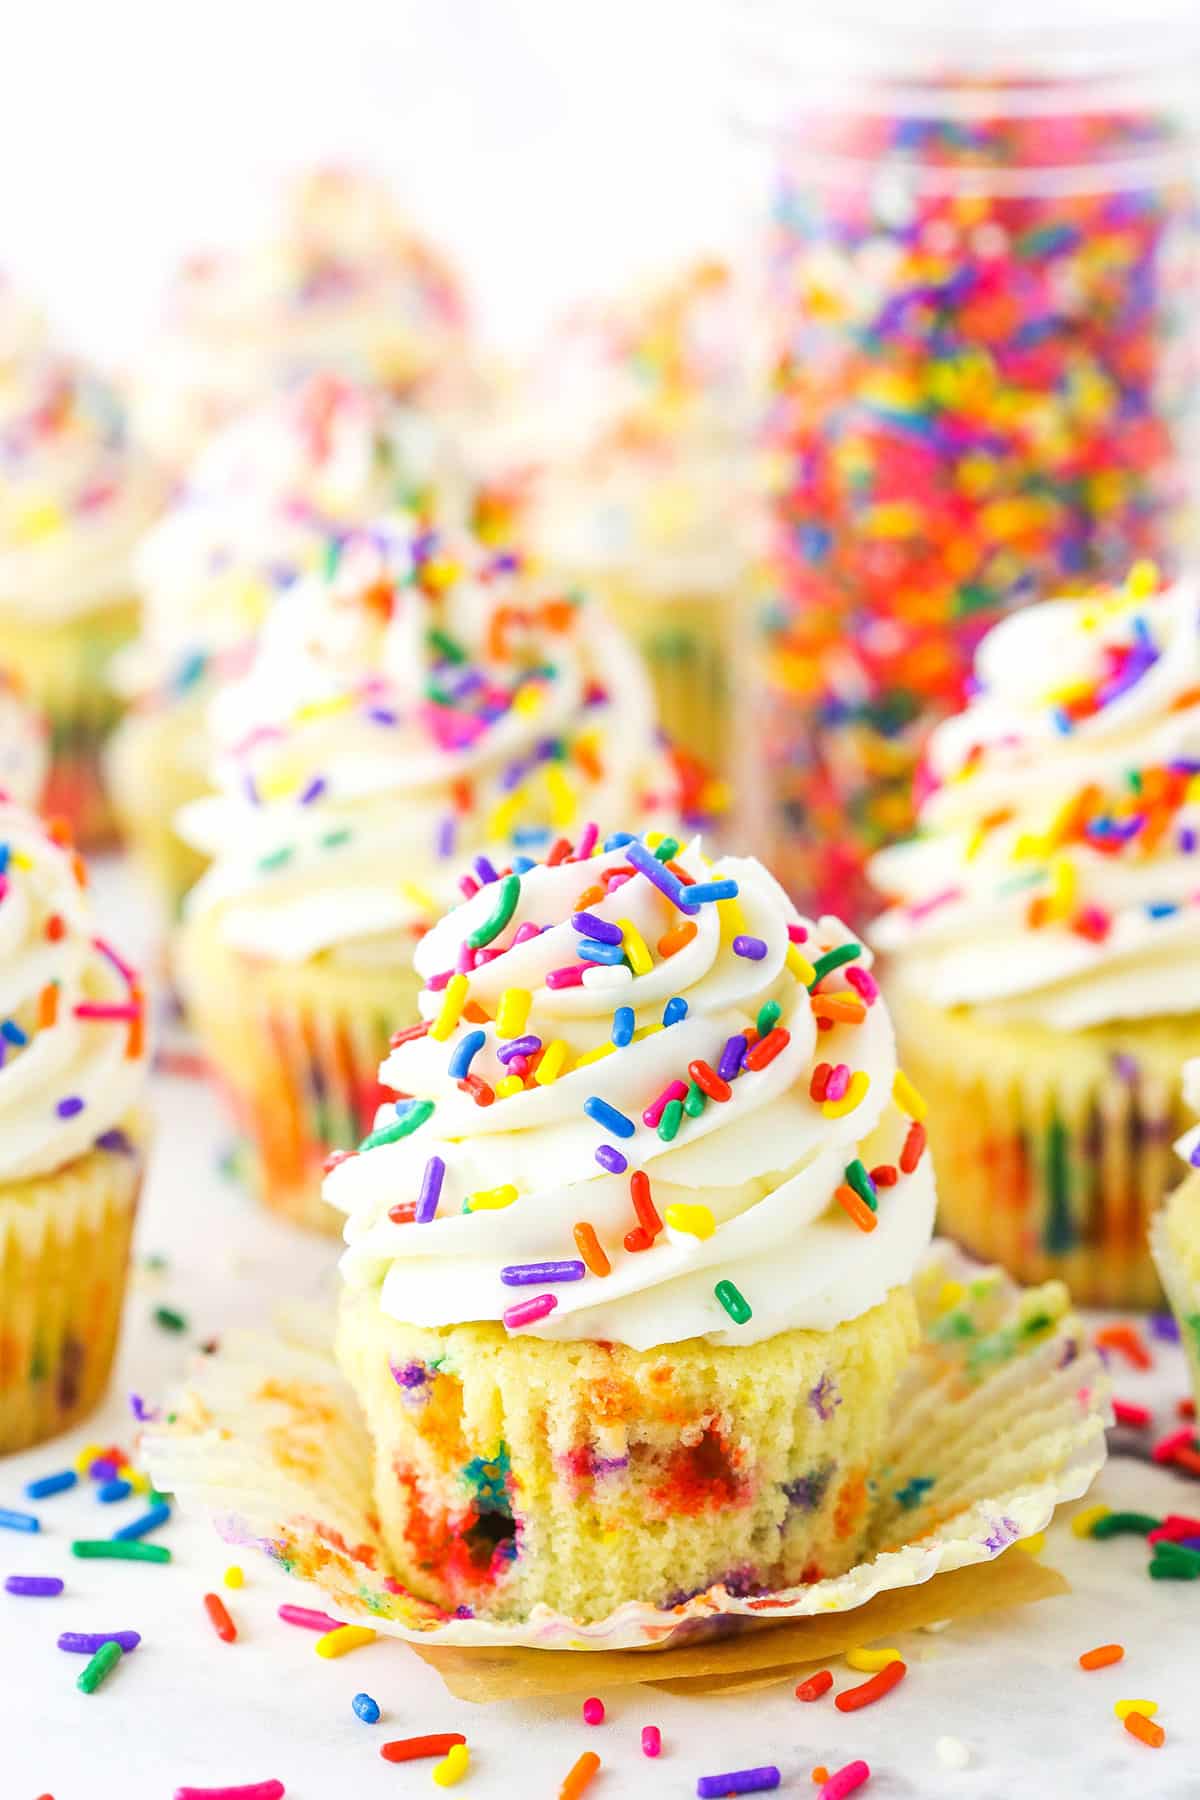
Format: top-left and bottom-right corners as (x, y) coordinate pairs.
(328, 831), (934, 1625)
(0, 667), (47, 810)
(175, 518), (722, 1234)
(0, 800), (150, 1451)
(1151, 1062), (1200, 1410)
(477, 261), (749, 771)
(871, 572), (1200, 1307)
(108, 373), (458, 922)
(132, 167), (467, 471)
(0, 298), (161, 844)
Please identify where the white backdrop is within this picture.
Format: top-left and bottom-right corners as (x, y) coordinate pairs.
(3, 0), (738, 364)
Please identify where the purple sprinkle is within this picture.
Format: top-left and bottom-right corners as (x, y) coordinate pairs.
(366, 706), (399, 727)
(473, 854), (500, 885)
(718, 1034), (748, 1083)
(416, 1155), (446, 1225)
(243, 772), (260, 806)
(299, 775), (326, 805)
(1180, 827), (1198, 854)
(127, 1394), (158, 1423)
(89, 1457), (118, 1482)
(595, 1145), (628, 1174)
(4, 1575), (61, 1596)
(95, 1128), (133, 1155)
(58, 1630), (140, 1654)
(496, 1035), (541, 1063)
(625, 840), (699, 915)
(696, 1769), (780, 1798)
(434, 816), (456, 860)
(1150, 1311), (1181, 1341)
(571, 911), (623, 945)
(732, 935), (767, 960)
(56, 1096), (84, 1119)
(500, 1260), (587, 1287)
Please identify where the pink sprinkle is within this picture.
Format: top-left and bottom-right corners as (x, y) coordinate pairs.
(787, 923), (808, 943)
(473, 947), (503, 966)
(845, 965), (879, 1005)
(819, 1763), (870, 1800)
(173, 1784), (285, 1800)
(459, 875), (480, 900)
(277, 1604), (342, 1632)
(503, 1293), (557, 1331)
(426, 969), (453, 992)
(0, 875), (8, 904)
(643, 1080), (688, 1129)
(582, 1697), (605, 1725)
(824, 1063), (851, 1102)
(512, 922), (541, 946)
(73, 1002), (140, 1021)
(93, 936), (137, 985)
(909, 886), (962, 922)
(455, 941), (473, 973)
(1152, 1425), (1197, 1464)
(641, 1726), (661, 1758)
(577, 821), (599, 859)
(604, 870), (634, 891)
(546, 964), (586, 989)
(507, 1056), (531, 1078)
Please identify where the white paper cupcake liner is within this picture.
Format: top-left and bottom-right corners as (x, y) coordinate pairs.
(144, 1242), (1109, 1652)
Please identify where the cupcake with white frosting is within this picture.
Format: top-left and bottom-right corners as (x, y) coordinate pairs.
(131, 167), (467, 470)
(1151, 1062), (1200, 1412)
(0, 295), (161, 843)
(330, 829), (933, 1624)
(175, 516), (722, 1233)
(108, 372), (456, 919)
(0, 799), (151, 1449)
(871, 572), (1200, 1306)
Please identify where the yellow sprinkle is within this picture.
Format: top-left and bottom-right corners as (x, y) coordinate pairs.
(1126, 558), (1159, 597)
(1071, 1504), (1111, 1539)
(295, 693), (353, 724)
(786, 944), (817, 984)
(469, 1184), (518, 1211)
(495, 1075), (525, 1099)
(645, 830), (666, 849)
(937, 1280), (966, 1312)
(224, 1565), (245, 1589)
(1014, 1533), (1045, 1556)
(892, 1070), (927, 1121)
(486, 792), (524, 841)
(7, 850), (31, 871)
(1047, 853), (1076, 917)
(496, 989), (532, 1037)
(535, 1039), (570, 1085)
(315, 1625), (376, 1659)
(431, 975), (468, 1042)
(664, 1203), (716, 1239)
(545, 763), (577, 828)
(399, 880), (437, 914)
(717, 895), (750, 942)
(432, 1743), (470, 1787)
(632, 1022), (663, 1041)
(845, 1646), (902, 1672)
(1115, 1700), (1158, 1721)
(511, 683), (544, 717)
(619, 919), (653, 977)
(119, 1467), (150, 1494)
(575, 1041), (616, 1067)
(823, 1070), (869, 1119)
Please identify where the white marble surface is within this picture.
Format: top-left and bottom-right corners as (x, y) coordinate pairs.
(1, 860), (1197, 1799)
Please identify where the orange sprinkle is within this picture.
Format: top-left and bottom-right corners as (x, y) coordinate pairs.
(573, 740), (603, 782)
(1079, 1644), (1124, 1671)
(462, 1001), (491, 1025)
(45, 814), (73, 848)
(812, 1771), (829, 1787)
(125, 987), (145, 1060)
(44, 913), (65, 942)
(38, 983), (58, 1029)
(835, 1184), (878, 1234)
(658, 920), (698, 959)
(558, 1750), (601, 1798)
(1094, 1323), (1152, 1370)
(811, 994), (867, 1024)
(573, 1222), (611, 1279)
(575, 884), (605, 910)
(72, 853), (88, 889)
(1123, 1712), (1165, 1748)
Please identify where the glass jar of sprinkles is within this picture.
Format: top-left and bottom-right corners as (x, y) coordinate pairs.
(734, 3), (1200, 923)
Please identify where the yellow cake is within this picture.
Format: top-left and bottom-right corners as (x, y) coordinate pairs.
(1151, 1060), (1200, 1410)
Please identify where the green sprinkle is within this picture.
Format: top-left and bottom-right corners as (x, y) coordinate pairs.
(320, 827), (353, 850)
(1091, 1511), (1161, 1540)
(465, 873), (520, 950)
(1150, 1547), (1200, 1580)
(258, 846), (293, 872)
(756, 999), (781, 1038)
(652, 837), (680, 863)
(1151, 1539), (1200, 1569)
(323, 537), (343, 579)
(844, 1159), (877, 1211)
(807, 943), (862, 987)
(153, 1306), (187, 1334)
(683, 1081), (707, 1119)
(714, 1279), (752, 1325)
(72, 1539), (171, 1563)
(657, 1098), (684, 1142)
(359, 1099), (435, 1152)
(77, 1639), (123, 1693)
(427, 627), (467, 665)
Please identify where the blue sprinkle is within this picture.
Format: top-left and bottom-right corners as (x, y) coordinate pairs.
(447, 1029), (487, 1080)
(612, 1006), (635, 1047)
(1051, 707), (1072, 735)
(685, 879), (739, 904)
(112, 1502), (171, 1541)
(97, 1479), (132, 1504)
(594, 1144), (628, 1174)
(0, 1507), (39, 1533)
(577, 938), (627, 965)
(512, 825), (552, 848)
(352, 1692), (381, 1724)
(511, 855), (536, 874)
(583, 1096), (636, 1139)
(662, 997), (688, 1027)
(24, 1470), (77, 1500)
(1, 1020), (27, 1046)
(1146, 901), (1179, 920)
(603, 831), (636, 851)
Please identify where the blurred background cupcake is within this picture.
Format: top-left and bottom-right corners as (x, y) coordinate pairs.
(0, 665), (47, 810)
(1151, 1061), (1200, 1408)
(330, 829), (934, 1623)
(130, 167), (469, 473)
(472, 260), (750, 773)
(0, 283), (161, 844)
(871, 571), (1199, 1307)
(108, 372), (460, 925)
(0, 798), (150, 1450)
(175, 516), (722, 1233)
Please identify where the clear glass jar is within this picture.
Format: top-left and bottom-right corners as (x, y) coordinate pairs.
(735, 4), (1200, 923)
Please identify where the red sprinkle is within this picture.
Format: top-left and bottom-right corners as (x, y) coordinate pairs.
(623, 1226), (654, 1254)
(689, 1059), (732, 1103)
(810, 1062), (832, 1102)
(457, 1075), (495, 1107)
(381, 1734), (467, 1764)
(899, 1121), (927, 1174)
(203, 1592), (237, 1643)
(389, 1021), (431, 1049)
(388, 1202), (418, 1225)
(1180, 1398), (1197, 1420)
(546, 837), (574, 865)
(630, 1170), (662, 1240)
(1094, 1323), (1152, 1370)
(744, 1027), (791, 1071)
(835, 1658), (907, 1711)
(1113, 1400), (1153, 1429)
(1152, 1426), (1197, 1464)
(1149, 1514), (1200, 1543)
(869, 1164), (899, 1188)
(795, 1670), (834, 1702)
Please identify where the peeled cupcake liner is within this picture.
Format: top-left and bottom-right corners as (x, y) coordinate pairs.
(1150, 1185), (1200, 1411)
(0, 1120), (146, 1453)
(176, 917), (423, 1235)
(0, 596), (139, 846)
(142, 1240), (1108, 1651)
(890, 986), (1193, 1309)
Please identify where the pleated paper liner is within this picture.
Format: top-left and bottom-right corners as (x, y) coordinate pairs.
(1150, 1189), (1200, 1413)
(595, 575), (735, 774)
(144, 1242), (1107, 1657)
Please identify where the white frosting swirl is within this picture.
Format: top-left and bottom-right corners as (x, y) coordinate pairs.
(871, 581), (1200, 1030)
(0, 801), (148, 1182)
(132, 169), (466, 468)
(0, 671), (46, 808)
(179, 521), (716, 968)
(329, 838), (935, 1348)
(0, 337), (160, 622)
